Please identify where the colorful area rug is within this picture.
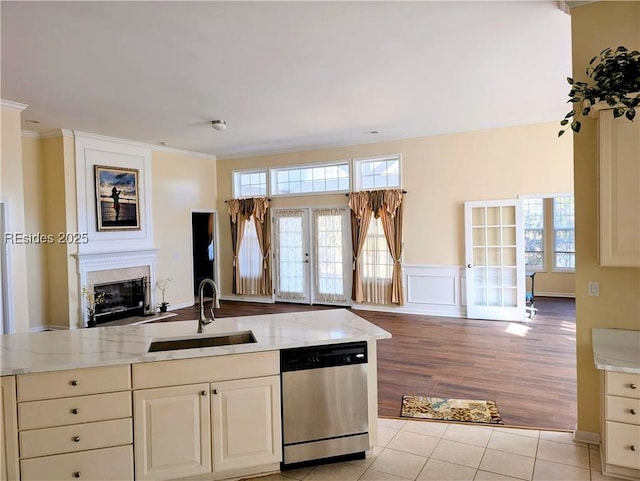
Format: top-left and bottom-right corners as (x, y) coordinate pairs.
(400, 395), (504, 424)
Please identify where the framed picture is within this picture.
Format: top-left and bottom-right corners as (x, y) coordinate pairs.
(95, 165), (141, 231)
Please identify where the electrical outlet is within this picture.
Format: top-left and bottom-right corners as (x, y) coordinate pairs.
(588, 281), (599, 297)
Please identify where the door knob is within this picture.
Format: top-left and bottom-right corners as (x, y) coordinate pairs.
(467, 264), (473, 268)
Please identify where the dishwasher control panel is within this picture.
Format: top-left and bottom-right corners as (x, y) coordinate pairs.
(280, 341), (367, 371)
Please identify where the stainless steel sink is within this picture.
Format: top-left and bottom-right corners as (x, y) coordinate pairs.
(148, 331), (256, 352)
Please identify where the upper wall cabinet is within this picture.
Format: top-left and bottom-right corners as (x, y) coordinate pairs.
(598, 108), (640, 267)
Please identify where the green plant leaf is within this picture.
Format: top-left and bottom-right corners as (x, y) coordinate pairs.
(567, 77), (574, 84)
(613, 108), (625, 118)
(560, 119), (569, 126)
(571, 121), (581, 133)
(558, 130), (565, 137)
(625, 109), (636, 121)
(565, 110), (576, 118)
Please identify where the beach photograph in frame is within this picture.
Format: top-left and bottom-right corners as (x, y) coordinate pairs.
(95, 165), (141, 231)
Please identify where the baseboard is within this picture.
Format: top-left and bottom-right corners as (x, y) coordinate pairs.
(220, 294), (274, 304)
(32, 324), (68, 332)
(573, 430), (600, 445)
(166, 300), (194, 311)
(351, 302), (466, 318)
(537, 291), (576, 298)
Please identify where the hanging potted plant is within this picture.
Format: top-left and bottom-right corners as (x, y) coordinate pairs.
(559, 46), (640, 137)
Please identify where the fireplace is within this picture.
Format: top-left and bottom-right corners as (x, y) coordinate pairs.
(93, 277), (146, 325)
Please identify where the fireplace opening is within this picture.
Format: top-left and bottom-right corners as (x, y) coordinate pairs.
(94, 277), (146, 324)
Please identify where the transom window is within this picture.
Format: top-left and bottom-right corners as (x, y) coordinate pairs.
(270, 162), (350, 196)
(354, 155), (401, 191)
(232, 169), (267, 198)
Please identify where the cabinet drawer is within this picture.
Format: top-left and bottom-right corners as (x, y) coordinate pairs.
(20, 444), (133, 481)
(133, 350), (279, 389)
(605, 421), (640, 469)
(605, 371), (640, 399)
(17, 365), (131, 401)
(19, 417), (133, 458)
(18, 391), (131, 430)
(605, 395), (640, 425)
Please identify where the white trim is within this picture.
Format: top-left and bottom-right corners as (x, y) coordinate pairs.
(167, 300), (193, 311)
(0, 199), (14, 334)
(0, 100), (28, 111)
(573, 430), (600, 445)
(537, 291), (576, 298)
(21, 130), (41, 139)
(41, 129), (73, 139)
(32, 324), (68, 332)
(74, 130), (216, 160)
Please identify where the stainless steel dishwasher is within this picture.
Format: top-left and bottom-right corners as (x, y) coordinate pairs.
(280, 341), (369, 468)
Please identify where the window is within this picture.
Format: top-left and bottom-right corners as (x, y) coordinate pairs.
(553, 196), (575, 270)
(360, 217), (393, 304)
(522, 195), (575, 273)
(270, 162), (349, 196)
(232, 169), (267, 198)
(238, 218), (262, 295)
(354, 155), (401, 191)
(523, 198), (544, 270)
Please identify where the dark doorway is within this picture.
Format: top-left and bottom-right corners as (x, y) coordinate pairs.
(192, 212), (216, 297)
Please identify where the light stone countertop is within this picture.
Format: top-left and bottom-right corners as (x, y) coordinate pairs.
(0, 309), (392, 376)
(592, 328), (640, 374)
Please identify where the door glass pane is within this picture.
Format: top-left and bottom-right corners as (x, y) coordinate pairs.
(472, 208), (486, 226)
(314, 209), (347, 303)
(503, 247), (517, 266)
(487, 248), (502, 266)
(487, 207), (501, 225)
(502, 206), (516, 225)
(472, 228), (486, 246)
(486, 227), (501, 245)
(503, 288), (517, 307)
(502, 227), (516, 245)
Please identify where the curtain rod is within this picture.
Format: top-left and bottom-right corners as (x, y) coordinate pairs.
(224, 198), (272, 203)
(344, 190), (407, 196)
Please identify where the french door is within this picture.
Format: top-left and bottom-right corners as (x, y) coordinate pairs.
(272, 208), (350, 305)
(464, 199), (526, 321)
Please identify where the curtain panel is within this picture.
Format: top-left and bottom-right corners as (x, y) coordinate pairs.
(348, 189), (404, 306)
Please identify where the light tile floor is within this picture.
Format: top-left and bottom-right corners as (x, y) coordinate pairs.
(251, 418), (616, 481)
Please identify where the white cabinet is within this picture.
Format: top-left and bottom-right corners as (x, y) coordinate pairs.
(1, 376), (19, 481)
(134, 383), (212, 481)
(598, 108), (640, 267)
(601, 370), (640, 480)
(16, 365), (134, 481)
(211, 376), (282, 473)
(132, 351), (282, 480)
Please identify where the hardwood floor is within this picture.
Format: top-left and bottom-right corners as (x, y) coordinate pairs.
(168, 297), (576, 431)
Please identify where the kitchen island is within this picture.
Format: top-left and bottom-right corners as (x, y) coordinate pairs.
(1, 309), (391, 481)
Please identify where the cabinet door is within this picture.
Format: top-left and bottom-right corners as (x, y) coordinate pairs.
(134, 383), (211, 481)
(599, 108), (640, 267)
(211, 375), (282, 472)
(1, 376), (19, 481)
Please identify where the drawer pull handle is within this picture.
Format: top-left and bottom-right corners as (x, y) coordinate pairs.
(73, 436), (81, 442)
(200, 390), (207, 396)
(72, 472), (81, 478)
(631, 409), (637, 415)
(71, 408), (79, 415)
(70, 380), (78, 386)
(630, 445), (637, 452)
(630, 383), (638, 390)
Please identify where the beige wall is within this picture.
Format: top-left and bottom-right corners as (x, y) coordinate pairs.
(572, 2), (640, 435)
(1, 106), (30, 332)
(152, 150), (217, 310)
(21, 135), (48, 330)
(217, 121), (574, 297)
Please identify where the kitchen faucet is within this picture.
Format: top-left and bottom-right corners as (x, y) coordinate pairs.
(197, 278), (220, 334)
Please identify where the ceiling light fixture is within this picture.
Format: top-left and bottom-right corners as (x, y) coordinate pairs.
(211, 120), (227, 131)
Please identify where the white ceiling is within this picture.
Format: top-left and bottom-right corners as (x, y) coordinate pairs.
(1, 1), (572, 159)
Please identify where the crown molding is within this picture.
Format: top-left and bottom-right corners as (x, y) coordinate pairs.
(21, 130), (41, 139)
(73, 130), (216, 161)
(1, 100), (28, 112)
(41, 129), (74, 139)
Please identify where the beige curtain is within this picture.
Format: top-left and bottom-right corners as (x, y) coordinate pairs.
(379, 189), (404, 305)
(348, 191), (373, 303)
(252, 197), (272, 296)
(228, 198), (253, 294)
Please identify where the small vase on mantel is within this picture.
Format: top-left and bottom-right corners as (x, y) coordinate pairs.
(87, 311), (97, 328)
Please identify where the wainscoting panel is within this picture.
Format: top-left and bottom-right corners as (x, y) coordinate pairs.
(401, 265), (466, 318)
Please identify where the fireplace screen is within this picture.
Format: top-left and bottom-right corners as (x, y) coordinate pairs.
(94, 277), (146, 324)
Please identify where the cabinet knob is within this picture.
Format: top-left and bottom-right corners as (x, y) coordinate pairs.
(200, 390), (207, 396)
(73, 436), (81, 442)
(630, 445), (637, 452)
(70, 380), (78, 386)
(72, 472), (81, 478)
(630, 409), (637, 415)
(212, 389), (219, 395)
(630, 383), (638, 390)
(71, 408), (79, 415)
